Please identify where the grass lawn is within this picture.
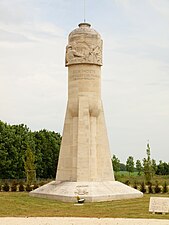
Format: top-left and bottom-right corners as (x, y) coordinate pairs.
(0, 192), (169, 219)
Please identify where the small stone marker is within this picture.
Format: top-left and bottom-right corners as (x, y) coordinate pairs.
(149, 197), (169, 214)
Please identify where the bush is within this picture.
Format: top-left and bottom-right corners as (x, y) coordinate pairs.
(148, 182), (153, 194)
(2, 182), (10, 192)
(162, 181), (168, 193)
(154, 181), (161, 193)
(124, 180), (130, 186)
(26, 184), (32, 192)
(140, 182), (146, 193)
(32, 183), (39, 190)
(133, 181), (138, 189)
(19, 182), (25, 192)
(11, 181), (18, 192)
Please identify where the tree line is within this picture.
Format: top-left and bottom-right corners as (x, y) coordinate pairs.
(112, 143), (169, 182)
(1, 120), (169, 182)
(0, 120), (61, 179)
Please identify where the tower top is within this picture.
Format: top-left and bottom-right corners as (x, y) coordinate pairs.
(78, 22), (91, 28)
(68, 22), (100, 38)
(65, 23), (103, 67)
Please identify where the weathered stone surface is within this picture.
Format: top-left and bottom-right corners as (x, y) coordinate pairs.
(56, 23), (114, 183)
(149, 197), (169, 214)
(65, 23), (102, 66)
(30, 181), (142, 202)
(30, 22), (143, 202)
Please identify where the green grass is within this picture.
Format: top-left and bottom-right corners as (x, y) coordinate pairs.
(0, 192), (169, 219)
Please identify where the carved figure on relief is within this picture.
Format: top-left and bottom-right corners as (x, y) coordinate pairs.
(88, 45), (102, 64)
(65, 45), (84, 65)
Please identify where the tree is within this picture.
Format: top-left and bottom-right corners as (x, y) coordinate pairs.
(10, 124), (34, 179)
(152, 159), (157, 174)
(0, 121), (34, 179)
(136, 160), (142, 175)
(0, 120), (61, 179)
(112, 155), (120, 172)
(24, 145), (36, 185)
(143, 143), (155, 183)
(0, 121), (19, 178)
(120, 163), (126, 171)
(33, 129), (61, 178)
(126, 156), (134, 175)
(156, 161), (169, 175)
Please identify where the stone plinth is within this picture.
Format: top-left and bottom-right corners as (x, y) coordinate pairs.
(30, 181), (143, 202)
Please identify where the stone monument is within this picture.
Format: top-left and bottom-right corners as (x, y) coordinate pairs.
(30, 22), (143, 202)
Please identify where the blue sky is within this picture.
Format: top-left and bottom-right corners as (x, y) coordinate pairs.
(0, 0), (169, 163)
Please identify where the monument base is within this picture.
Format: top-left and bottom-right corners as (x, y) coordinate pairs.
(29, 181), (143, 202)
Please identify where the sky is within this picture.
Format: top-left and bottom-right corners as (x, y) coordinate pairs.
(0, 0), (169, 163)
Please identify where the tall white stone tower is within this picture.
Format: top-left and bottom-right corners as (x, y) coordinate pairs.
(30, 23), (143, 202)
(57, 22), (114, 183)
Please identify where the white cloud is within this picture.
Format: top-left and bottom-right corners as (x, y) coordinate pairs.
(102, 32), (169, 162)
(0, 1), (67, 130)
(0, 22), (65, 45)
(150, 0), (169, 19)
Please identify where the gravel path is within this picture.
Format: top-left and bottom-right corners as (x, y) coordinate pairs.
(0, 217), (169, 225)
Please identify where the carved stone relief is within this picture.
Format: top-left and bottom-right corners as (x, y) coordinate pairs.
(65, 41), (102, 66)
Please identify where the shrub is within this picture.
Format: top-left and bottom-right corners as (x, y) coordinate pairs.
(154, 181), (161, 194)
(26, 184), (32, 192)
(140, 182), (146, 193)
(124, 180), (130, 186)
(162, 181), (168, 193)
(133, 181), (138, 189)
(11, 181), (18, 192)
(3, 182), (10, 192)
(19, 182), (25, 192)
(32, 183), (39, 190)
(148, 182), (153, 194)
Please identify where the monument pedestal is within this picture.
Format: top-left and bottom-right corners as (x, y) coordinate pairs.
(30, 181), (143, 202)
